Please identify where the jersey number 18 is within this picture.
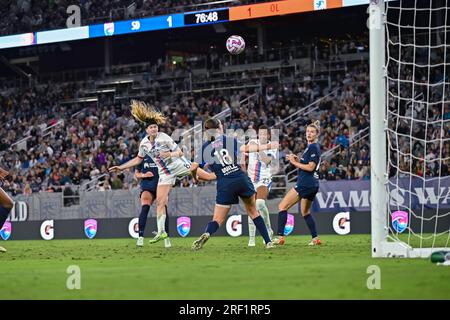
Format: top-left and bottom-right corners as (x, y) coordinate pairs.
(214, 149), (233, 166)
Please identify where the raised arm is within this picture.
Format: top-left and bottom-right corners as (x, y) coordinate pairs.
(240, 141), (279, 153)
(109, 156), (143, 173)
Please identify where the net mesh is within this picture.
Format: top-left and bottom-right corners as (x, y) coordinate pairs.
(385, 0), (450, 250)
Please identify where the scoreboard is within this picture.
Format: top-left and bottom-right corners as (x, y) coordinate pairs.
(0, 0), (381, 50)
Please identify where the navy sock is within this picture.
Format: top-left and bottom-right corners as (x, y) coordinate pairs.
(164, 205), (169, 236)
(253, 216), (272, 244)
(0, 205), (11, 229)
(277, 210), (288, 236)
(205, 221), (219, 235)
(138, 205), (150, 237)
(304, 214), (318, 238)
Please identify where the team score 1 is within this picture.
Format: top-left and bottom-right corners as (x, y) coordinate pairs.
(223, 304), (270, 315)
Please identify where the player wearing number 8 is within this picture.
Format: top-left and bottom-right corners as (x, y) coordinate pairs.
(191, 118), (277, 250)
(241, 125), (277, 247)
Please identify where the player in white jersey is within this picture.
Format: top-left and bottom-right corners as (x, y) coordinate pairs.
(241, 125), (277, 246)
(109, 100), (199, 244)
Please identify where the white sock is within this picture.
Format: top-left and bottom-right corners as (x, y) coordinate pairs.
(256, 199), (273, 236)
(157, 214), (166, 235)
(248, 216), (256, 239)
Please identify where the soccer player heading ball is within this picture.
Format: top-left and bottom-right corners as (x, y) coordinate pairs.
(109, 100), (199, 245)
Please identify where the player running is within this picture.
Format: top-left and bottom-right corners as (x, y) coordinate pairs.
(109, 100), (198, 244)
(0, 167), (14, 253)
(273, 120), (322, 246)
(191, 118), (277, 250)
(241, 125), (277, 246)
(134, 154), (171, 248)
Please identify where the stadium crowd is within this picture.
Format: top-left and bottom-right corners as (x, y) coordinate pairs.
(0, 35), (449, 196)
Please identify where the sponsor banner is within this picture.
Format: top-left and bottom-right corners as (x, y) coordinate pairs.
(5, 208), (449, 240)
(313, 177), (450, 212)
(177, 217), (191, 237)
(284, 214), (295, 236)
(391, 210), (408, 233)
(0, 221), (11, 240)
(128, 218), (139, 239)
(226, 215), (242, 237)
(40, 220), (54, 240)
(84, 219), (98, 239)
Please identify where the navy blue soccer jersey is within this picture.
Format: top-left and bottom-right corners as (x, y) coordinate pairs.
(199, 135), (246, 180)
(138, 155), (159, 191)
(199, 135), (255, 205)
(297, 143), (321, 189)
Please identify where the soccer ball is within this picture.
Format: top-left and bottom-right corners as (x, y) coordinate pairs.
(226, 35), (245, 55)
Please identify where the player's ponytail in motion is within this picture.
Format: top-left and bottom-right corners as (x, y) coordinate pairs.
(130, 100), (166, 126)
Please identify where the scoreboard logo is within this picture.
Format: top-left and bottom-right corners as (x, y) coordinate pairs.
(177, 217), (191, 237)
(333, 212), (350, 235)
(284, 214), (294, 236)
(226, 215), (242, 237)
(314, 0), (327, 10)
(40, 220), (54, 240)
(0, 221), (11, 240)
(84, 219), (97, 239)
(104, 22), (115, 36)
(128, 218), (139, 239)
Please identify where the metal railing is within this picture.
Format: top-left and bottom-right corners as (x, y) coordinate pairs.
(7, 119), (64, 152)
(321, 126), (370, 160)
(80, 173), (109, 192)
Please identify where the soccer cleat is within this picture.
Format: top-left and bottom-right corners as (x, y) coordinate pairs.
(0, 246), (6, 253)
(265, 242), (275, 249)
(272, 236), (285, 245)
(164, 237), (172, 248)
(248, 238), (256, 247)
(136, 236), (144, 247)
(308, 237), (322, 246)
(192, 232), (210, 251)
(149, 232), (168, 244)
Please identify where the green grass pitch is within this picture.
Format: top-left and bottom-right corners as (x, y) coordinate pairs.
(0, 235), (449, 299)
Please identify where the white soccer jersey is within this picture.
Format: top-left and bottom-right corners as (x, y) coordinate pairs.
(138, 132), (191, 183)
(246, 139), (277, 183)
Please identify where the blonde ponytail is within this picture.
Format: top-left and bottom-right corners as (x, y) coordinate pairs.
(130, 100), (166, 126)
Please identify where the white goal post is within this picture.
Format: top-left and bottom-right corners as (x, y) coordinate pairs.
(370, 0), (450, 258)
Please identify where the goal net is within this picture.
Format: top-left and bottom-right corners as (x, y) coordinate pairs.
(370, 0), (450, 258)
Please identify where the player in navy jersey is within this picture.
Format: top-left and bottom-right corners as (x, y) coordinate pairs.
(134, 154), (171, 248)
(0, 167), (14, 253)
(191, 118), (278, 250)
(273, 120), (322, 246)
